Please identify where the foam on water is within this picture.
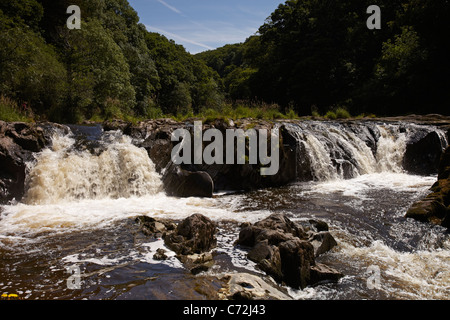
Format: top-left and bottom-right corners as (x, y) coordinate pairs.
(305, 172), (437, 200)
(1, 122), (449, 300)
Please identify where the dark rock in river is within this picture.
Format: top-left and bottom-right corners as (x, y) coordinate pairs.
(237, 213), (342, 290)
(164, 213), (217, 255)
(136, 214), (217, 274)
(403, 130), (445, 175)
(135, 215), (176, 238)
(310, 263), (345, 286)
(122, 119), (297, 195)
(163, 163), (214, 198)
(406, 146), (450, 228)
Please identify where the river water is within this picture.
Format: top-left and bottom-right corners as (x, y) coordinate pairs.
(0, 123), (449, 300)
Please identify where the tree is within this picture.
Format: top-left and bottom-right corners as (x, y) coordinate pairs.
(63, 19), (136, 121)
(0, 10), (67, 120)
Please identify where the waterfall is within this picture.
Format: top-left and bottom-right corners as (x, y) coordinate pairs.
(20, 121), (449, 205)
(23, 129), (163, 205)
(375, 125), (407, 173)
(285, 121), (448, 181)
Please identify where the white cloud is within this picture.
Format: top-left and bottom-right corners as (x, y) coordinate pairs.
(155, 0), (182, 15)
(146, 25), (215, 51)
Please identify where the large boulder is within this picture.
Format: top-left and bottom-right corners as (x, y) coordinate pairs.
(403, 130), (445, 175)
(278, 239), (315, 289)
(135, 214), (217, 274)
(236, 213), (342, 289)
(163, 163), (214, 198)
(164, 213), (217, 255)
(406, 146), (450, 228)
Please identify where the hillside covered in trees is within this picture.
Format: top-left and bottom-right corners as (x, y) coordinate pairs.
(197, 0), (450, 117)
(0, 0), (223, 123)
(1, 0), (449, 123)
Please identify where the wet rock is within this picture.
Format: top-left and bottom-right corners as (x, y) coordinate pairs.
(308, 219), (330, 232)
(406, 146), (450, 228)
(103, 119), (131, 133)
(254, 213), (307, 239)
(164, 214), (217, 255)
(163, 163), (214, 198)
(135, 216), (176, 238)
(403, 130), (444, 175)
(153, 248), (168, 260)
(136, 214), (217, 273)
(237, 213), (341, 289)
(237, 213), (308, 248)
(178, 252), (214, 275)
(309, 231), (338, 257)
(309, 263), (344, 286)
(278, 239), (315, 289)
(219, 273), (291, 300)
(247, 240), (283, 282)
(0, 121), (63, 204)
(438, 146), (450, 180)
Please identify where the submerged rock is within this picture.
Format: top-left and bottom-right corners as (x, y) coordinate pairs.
(135, 216), (176, 238)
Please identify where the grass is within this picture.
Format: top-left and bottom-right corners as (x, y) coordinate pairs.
(0, 96), (33, 122)
(311, 106), (377, 120)
(1, 96), (377, 125)
(200, 102), (300, 122)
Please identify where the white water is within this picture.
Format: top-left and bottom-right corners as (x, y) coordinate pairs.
(0, 123), (449, 300)
(0, 131), (271, 238)
(292, 122), (447, 181)
(23, 132), (164, 205)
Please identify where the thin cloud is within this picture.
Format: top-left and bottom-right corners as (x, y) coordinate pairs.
(156, 0), (182, 15)
(146, 25), (214, 51)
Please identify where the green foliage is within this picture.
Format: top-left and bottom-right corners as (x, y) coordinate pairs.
(0, 20), (67, 121)
(325, 111), (337, 120)
(0, 0), (223, 123)
(198, 0), (449, 116)
(0, 96), (32, 122)
(1, 0), (448, 123)
(145, 32), (222, 116)
(335, 107), (352, 119)
(64, 18), (136, 121)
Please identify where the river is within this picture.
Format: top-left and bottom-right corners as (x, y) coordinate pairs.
(0, 122), (449, 300)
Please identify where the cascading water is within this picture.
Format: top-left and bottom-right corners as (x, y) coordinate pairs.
(285, 121), (448, 181)
(23, 130), (164, 205)
(0, 121), (449, 300)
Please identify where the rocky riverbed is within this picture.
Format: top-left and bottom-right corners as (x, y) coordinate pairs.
(1, 115), (449, 300)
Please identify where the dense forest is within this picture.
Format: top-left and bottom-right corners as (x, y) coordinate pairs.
(0, 0), (449, 123)
(197, 0), (450, 117)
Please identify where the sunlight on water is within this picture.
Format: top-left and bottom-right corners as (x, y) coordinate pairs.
(1, 122), (449, 300)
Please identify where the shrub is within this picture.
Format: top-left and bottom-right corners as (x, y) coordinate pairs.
(335, 107), (351, 119)
(0, 96), (31, 122)
(325, 110), (337, 120)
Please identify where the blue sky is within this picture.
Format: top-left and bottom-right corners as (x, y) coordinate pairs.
(128, 0), (284, 54)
